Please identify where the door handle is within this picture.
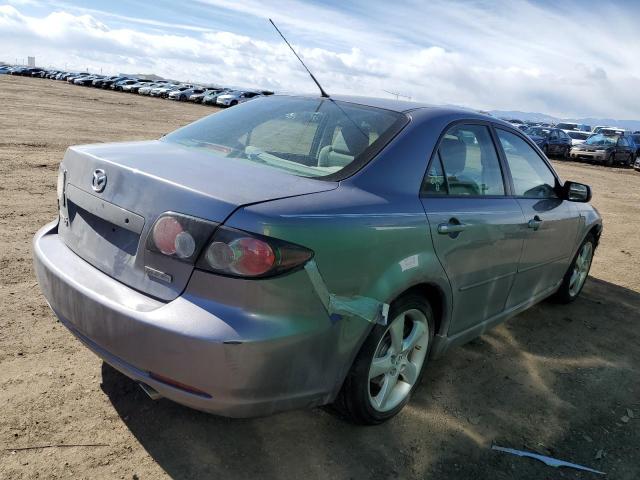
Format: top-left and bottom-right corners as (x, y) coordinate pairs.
(437, 220), (467, 235)
(528, 216), (542, 231)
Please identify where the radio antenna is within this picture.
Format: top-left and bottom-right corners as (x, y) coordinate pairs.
(269, 18), (329, 98)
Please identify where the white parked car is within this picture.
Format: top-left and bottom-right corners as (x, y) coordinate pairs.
(216, 91), (262, 107)
(592, 126), (622, 134)
(565, 130), (590, 146)
(151, 84), (191, 98)
(169, 87), (205, 101)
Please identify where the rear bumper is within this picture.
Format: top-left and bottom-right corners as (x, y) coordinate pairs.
(33, 222), (350, 417)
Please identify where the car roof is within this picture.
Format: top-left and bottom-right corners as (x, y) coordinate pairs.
(269, 94), (503, 125)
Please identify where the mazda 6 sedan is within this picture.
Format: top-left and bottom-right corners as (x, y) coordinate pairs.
(34, 95), (602, 424)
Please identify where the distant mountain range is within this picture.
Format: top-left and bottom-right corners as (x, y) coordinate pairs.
(489, 110), (640, 132)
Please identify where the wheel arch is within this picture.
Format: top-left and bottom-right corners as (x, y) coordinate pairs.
(389, 282), (447, 338)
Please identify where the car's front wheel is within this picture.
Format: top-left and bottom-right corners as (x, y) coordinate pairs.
(553, 234), (595, 304)
(334, 293), (434, 424)
(606, 153), (615, 166)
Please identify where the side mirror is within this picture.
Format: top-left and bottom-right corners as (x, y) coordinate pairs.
(563, 181), (591, 202)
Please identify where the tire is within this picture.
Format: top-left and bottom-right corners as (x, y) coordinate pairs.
(333, 293), (435, 424)
(230, 100), (238, 106)
(563, 146), (571, 160)
(606, 153), (614, 167)
(552, 234), (595, 304)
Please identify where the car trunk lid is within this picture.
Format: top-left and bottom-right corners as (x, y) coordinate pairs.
(58, 140), (337, 301)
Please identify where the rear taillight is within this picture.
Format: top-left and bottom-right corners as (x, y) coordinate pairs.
(146, 212), (217, 263)
(196, 225), (313, 278)
(146, 214), (313, 278)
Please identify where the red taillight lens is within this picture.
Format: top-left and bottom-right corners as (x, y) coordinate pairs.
(152, 216), (184, 255)
(229, 237), (276, 276)
(146, 213), (217, 263)
(198, 226), (313, 278)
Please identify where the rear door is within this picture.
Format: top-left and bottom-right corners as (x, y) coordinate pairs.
(547, 130), (562, 154)
(494, 128), (580, 308)
(617, 136), (633, 161)
(557, 130), (573, 153)
(420, 122), (525, 335)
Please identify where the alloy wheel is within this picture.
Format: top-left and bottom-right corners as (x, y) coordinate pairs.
(368, 309), (429, 412)
(569, 242), (593, 297)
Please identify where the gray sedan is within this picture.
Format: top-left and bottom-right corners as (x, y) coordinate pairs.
(34, 95), (601, 424)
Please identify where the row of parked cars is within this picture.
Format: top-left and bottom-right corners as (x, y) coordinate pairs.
(502, 118), (640, 169)
(1, 65), (273, 108)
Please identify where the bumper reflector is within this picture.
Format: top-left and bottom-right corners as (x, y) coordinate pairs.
(149, 372), (212, 398)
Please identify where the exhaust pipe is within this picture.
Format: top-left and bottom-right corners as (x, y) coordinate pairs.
(138, 382), (162, 400)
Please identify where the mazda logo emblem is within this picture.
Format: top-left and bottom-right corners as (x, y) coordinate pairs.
(92, 169), (107, 193)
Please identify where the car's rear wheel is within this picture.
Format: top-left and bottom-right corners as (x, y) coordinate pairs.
(553, 234), (595, 304)
(333, 294), (434, 424)
(230, 100), (238, 106)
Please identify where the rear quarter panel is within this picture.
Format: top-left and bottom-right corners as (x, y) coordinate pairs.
(225, 184), (452, 385)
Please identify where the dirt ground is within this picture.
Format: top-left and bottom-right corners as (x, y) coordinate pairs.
(0, 75), (638, 480)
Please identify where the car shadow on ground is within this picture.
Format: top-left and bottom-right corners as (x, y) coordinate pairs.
(100, 277), (640, 480)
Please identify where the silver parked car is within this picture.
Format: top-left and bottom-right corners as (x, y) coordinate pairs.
(138, 82), (167, 95)
(34, 95), (601, 424)
(216, 90), (262, 107)
(168, 87), (205, 101)
(150, 84), (184, 98)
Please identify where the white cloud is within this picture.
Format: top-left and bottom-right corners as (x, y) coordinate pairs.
(1, 1), (639, 119)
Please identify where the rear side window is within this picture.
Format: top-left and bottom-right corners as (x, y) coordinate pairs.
(422, 154), (447, 195)
(496, 129), (558, 198)
(423, 124), (505, 196)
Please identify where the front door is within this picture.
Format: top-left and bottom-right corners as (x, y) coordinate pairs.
(494, 128), (580, 308)
(420, 123), (525, 335)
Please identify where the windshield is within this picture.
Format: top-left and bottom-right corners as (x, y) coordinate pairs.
(567, 131), (589, 140)
(528, 127), (551, 137)
(163, 96), (406, 178)
(556, 123), (577, 130)
(585, 134), (617, 146)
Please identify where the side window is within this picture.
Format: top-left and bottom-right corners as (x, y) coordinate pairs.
(496, 129), (558, 199)
(424, 124), (505, 196)
(549, 130), (558, 140)
(422, 154), (447, 195)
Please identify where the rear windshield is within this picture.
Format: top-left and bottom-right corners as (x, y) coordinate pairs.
(162, 96), (406, 178)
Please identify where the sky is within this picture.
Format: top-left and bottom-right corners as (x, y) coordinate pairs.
(1, 0), (639, 119)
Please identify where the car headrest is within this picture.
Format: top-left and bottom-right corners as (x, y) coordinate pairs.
(439, 137), (467, 174)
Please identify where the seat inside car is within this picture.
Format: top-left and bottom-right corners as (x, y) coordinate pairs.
(318, 123), (369, 168)
(439, 136), (480, 195)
